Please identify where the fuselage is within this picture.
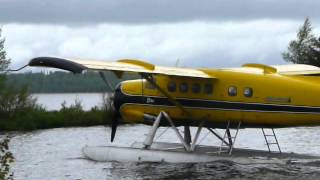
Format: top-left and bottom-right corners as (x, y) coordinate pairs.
(114, 68), (320, 128)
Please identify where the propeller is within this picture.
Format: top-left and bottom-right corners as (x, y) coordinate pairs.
(99, 71), (121, 142)
(111, 113), (119, 142)
(102, 91), (120, 142)
(110, 96), (120, 142)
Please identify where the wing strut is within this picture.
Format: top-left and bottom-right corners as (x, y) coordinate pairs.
(140, 73), (190, 116)
(98, 71), (115, 91)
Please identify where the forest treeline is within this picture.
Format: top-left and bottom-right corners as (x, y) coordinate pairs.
(6, 71), (139, 93)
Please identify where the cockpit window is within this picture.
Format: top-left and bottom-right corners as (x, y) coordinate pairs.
(167, 81), (176, 92)
(180, 82), (189, 93)
(192, 83), (201, 93)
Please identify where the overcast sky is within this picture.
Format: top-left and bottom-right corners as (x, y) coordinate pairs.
(1, 0), (320, 70)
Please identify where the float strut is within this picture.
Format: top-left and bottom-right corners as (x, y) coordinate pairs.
(143, 112), (162, 149)
(162, 112), (191, 151)
(184, 126), (192, 145)
(143, 111), (193, 151)
(207, 128), (230, 146)
(190, 121), (204, 151)
(226, 129), (233, 148)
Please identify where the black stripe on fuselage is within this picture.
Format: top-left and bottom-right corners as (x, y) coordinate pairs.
(114, 87), (320, 114)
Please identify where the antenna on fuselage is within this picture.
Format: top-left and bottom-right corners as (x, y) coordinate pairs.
(175, 58), (180, 67)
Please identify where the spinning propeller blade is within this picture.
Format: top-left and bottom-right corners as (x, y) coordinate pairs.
(111, 112), (119, 142)
(104, 93), (120, 142)
(99, 71), (120, 142)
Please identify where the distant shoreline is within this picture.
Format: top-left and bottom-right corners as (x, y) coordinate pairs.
(5, 71), (136, 93)
(31, 92), (108, 95)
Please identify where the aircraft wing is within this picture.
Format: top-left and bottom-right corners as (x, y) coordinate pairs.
(29, 57), (214, 79)
(272, 64), (320, 75)
(239, 63), (320, 75)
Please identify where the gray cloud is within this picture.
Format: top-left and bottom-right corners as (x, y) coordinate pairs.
(2, 20), (299, 70)
(0, 0), (319, 24)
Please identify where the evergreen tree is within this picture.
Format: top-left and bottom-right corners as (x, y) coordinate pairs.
(0, 27), (37, 115)
(0, 27), (14, 180)
(282, 17), (320, 66)
(0, 28), (10, 71)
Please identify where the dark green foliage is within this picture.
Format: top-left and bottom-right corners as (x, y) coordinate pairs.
(0, 100), (112, 131)
(282, 17), (320, 66)
(0, 84), (38, 118)
(0, 27), (15, 180)
(6, 71), (139, 93)
(0, 29), (10, 71)
(0, 137), (14, 180)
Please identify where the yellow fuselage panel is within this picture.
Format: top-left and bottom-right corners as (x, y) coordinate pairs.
(117, 70), (320, 128)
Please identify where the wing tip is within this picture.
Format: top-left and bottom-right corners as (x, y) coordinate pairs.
(29, 57), (87, 73)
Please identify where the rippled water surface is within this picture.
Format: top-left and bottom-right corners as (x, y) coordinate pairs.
(5, 94), (320, 179)
(7, 126), (320, 180)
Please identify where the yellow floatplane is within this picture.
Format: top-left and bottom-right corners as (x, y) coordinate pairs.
(27, 57), (320, 163)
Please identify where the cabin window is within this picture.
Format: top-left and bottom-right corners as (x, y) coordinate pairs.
(192, 83), (201, 93)
(179, 82), (189, 93)
(228, 86), (237, 96)
(204, 84), (213, 94)
(244, 87), (253, 97)
(167, 81), (176, 92)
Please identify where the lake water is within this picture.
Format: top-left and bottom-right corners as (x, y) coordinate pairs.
(32, 93), (105, 111)
(5, 93), (320, 179)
